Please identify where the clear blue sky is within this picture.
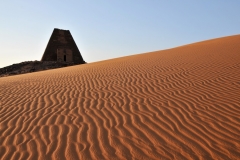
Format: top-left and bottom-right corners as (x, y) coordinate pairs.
(0, 1), (239, 68)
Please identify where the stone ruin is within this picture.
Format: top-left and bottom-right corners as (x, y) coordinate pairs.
(41, 28), (85, 64)
(0, 28), (86, 77)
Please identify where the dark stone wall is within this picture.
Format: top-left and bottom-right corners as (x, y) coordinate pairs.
(41, 28), (85, 64)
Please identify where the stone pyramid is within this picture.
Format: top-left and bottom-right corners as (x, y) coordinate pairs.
(41, 28), (85, 64)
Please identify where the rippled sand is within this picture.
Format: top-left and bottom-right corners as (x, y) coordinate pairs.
(1, 35), (240, 160)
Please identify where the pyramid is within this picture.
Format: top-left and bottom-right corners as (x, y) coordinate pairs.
(41, 28), (85, 64)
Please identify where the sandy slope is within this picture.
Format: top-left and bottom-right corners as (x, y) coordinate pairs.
(0, 35), (240, 160)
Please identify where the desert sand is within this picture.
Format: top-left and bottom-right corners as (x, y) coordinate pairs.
(0, 35), (240, 160)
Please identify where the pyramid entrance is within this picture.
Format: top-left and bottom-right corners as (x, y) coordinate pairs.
(57, 48), (73, 62)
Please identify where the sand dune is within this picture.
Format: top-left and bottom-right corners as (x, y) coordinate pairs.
(1, 35), (240, 160)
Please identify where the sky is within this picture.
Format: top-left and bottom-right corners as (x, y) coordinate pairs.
(0, 1), (240, 68)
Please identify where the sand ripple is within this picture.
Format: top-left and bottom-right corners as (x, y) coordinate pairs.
(1, 35), (240, 159)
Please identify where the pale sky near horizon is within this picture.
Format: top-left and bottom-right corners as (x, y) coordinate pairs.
(0, 1), (239, 68)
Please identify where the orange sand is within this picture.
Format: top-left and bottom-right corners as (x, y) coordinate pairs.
(0, 35), (240, 160)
